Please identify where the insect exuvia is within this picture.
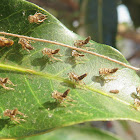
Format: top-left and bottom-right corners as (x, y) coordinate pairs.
(0, 77), (16, 90)
(52, 89), (73, 106)
(18, 38), (34, 52)
(68, 72), (87, 85)
(42, 48), (62, 61)
(4, 108), (27, 123)
(0, 36), (14, 47)
(28, 12), (47, 24)
(109, 90), (119, 94)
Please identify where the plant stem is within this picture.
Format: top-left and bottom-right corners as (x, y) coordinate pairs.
(0, 31), (140, 71)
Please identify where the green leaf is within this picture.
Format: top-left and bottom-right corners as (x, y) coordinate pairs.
(20, 126), (122, 140)
(0, 0), (140, 139)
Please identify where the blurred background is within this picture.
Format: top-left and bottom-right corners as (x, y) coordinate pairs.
(25, 0), (140, 140)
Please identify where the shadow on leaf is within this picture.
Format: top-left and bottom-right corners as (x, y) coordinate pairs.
(92, 76), (105, 86)
(31, 56), (49, 71)
(60, 81), (76, 89)
(131, 92), (140, 100)
(65, 56), (76, 67)
(64, 48), (77, 68)
(0, 118), (16, 130)
(39, 101), (60, 110)
(31, 56), (61, 71)
(0, 44), (25, 64)
(0, 88), (12, 95)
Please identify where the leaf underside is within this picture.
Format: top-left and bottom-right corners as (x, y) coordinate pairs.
(0, 0), (140, 138)
(20, 126), (122, 140)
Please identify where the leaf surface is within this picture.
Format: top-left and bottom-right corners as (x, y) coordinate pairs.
(0, 0), (140, 138)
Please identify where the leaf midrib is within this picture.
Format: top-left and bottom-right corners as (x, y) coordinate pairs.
(0, 63), (135, 110)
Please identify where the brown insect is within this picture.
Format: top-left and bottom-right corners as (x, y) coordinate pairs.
(0, 36), (14, 47)
(109, 90), (119, 94)
(4, 108), (27, 123)
(68, 72), (87, 85)
(42, 48), (62, 61)
(74, 36), (94, 50)
(28, 12), (47, 24)
(134, 98), (140, 108)
(99, 68), (118, 82)
(18, 38), (34, 52)
(72, 50), (84, 58)
(99, 68), (118, 76)
(52, 89), (73, 106)
(74, 36), (91, 47)
(0, 77), (16, 90)
(136, 86), (140, 95)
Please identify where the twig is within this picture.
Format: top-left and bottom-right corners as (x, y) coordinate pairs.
(0, 31), (140, 71)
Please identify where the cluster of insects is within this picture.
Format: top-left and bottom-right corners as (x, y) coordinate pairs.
(1, 12), (140, 124)
(2, 67), (120, 123)
(0, 12), (95, 62)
